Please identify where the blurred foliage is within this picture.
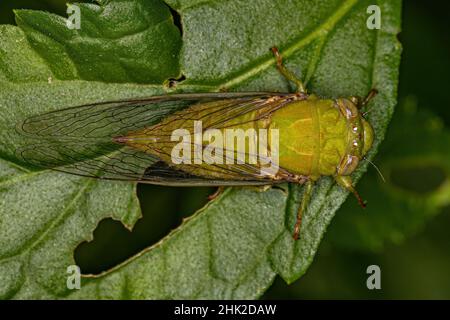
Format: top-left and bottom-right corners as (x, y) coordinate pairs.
(0, 0), (448, 299)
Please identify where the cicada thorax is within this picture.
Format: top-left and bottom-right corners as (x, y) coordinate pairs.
(268, 95), (349, 179)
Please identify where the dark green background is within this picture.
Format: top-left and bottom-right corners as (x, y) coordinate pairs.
(1, 0), (449, 299)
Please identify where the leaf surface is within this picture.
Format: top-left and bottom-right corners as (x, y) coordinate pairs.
(0, 0), (401, 299)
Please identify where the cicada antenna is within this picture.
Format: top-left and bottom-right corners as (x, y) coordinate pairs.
(363, 157), (386, 183)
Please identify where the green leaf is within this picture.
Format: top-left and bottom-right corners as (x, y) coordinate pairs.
(0, 0), (401, 299)
(14, 0), (181, 83)
(328, 97), (450, 252)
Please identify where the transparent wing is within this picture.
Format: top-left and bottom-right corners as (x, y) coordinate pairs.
(16, 92), (301, 185)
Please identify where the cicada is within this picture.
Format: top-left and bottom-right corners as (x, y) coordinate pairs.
(17, 47), (377, 240)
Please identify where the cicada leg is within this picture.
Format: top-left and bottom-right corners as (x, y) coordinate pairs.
(293, 177), (366, 240)
(335, 175), (367, 208)
(208, 186), (225, 200)
(361, 88), (378, 106)
(350, 88), (379, 109)
(293, 180), (314, 240)
(271, 47), (307, 94)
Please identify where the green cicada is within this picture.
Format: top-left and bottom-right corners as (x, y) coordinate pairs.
(17, 47), (377, 240)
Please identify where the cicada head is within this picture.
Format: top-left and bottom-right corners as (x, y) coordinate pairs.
(336, 98), (374, 176)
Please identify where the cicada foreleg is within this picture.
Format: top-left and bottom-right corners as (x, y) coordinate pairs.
(335, 175), (367, 208)
(293, 180), (314, 240)
(350, 89), (379, 109)
(361, 89), (378, 107)
(271, 47), (307, 94)
(208, 186), (225, 200)
(293, 172), (367, 242)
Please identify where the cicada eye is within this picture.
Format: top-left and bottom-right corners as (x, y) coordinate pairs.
(338, 155), (359, 175)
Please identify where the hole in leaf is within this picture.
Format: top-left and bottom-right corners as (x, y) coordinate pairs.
(74, 185), (213, 275)
(390, 164), (446, 194)
(167, 4), (183, 36)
